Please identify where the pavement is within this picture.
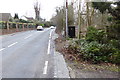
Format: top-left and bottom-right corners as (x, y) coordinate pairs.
(0, 28), (70, 78)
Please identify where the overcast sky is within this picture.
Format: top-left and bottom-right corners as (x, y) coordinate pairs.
(0, 0), (71, 21)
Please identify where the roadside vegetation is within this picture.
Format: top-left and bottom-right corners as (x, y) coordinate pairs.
(66, 26), (120, 64)
(53, 1), (120, 73)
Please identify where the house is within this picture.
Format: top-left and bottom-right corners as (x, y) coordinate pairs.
(25, 17), (34, 21)
(0, 13), (12, 22)
(23, 16), (34, 22)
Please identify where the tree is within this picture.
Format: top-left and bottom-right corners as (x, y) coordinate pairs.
(14, 13), (19, 19)
(107, 1), (120, 40)
(51, 4), (74, 33)
(34, 1), (40, 21)
(68, 4), (74, 26)
(108, 1), (120, 23)
(92, 2), (111, 25)
(86, 2), (95, 27)
(92, 1), (120, 40)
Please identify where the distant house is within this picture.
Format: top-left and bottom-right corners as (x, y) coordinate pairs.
(0, 13), (12, 22)
(24, 16), (34, 22)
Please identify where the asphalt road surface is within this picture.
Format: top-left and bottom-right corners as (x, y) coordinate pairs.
(0, 28), (69, 78)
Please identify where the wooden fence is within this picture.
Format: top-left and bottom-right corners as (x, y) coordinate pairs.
(0, 21), (36, 35)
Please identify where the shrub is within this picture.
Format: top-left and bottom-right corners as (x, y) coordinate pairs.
(109, 39), (120, 49)
(111, 51), (120, 64)
(66, 26), (120, 64)
(74, 39), (120, 64)
(86, 26), (106, 43)
(107, 24), (120, 40)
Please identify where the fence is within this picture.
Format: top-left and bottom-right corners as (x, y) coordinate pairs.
(0, 21), (36, 35)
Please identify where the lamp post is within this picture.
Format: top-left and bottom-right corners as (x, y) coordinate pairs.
(65, 0), (68, 37)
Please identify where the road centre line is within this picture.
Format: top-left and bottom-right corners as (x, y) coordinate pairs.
(24, 35), (32, 39)
(8, 42), (18, 48)
(43, 61), (48, 74)
(54, 76), (57, 78)
(0, 48), (5, 52)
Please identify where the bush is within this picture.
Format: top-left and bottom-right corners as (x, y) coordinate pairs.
(67, 40), (80, 55)
(74, 40), (120, 64)
(109, 39), (120, 49)
(111, 51), (120, 64)
(66, 26), (120, 64)
(86, 27), (106, 43)
(107, 24), (120, 40)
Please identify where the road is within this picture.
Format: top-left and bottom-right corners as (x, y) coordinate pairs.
(0, 28), (69, 78)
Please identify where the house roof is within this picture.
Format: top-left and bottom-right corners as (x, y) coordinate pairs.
(0, 13), (12, 22)
(24, 16), (34, 21)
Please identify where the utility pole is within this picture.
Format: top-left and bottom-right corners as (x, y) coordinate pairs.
(65, 0), (68, 37)
(78, 0), (81, 39)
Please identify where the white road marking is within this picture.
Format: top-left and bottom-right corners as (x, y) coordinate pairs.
(0, 48), (5, 51)
(47, 40), (51, 55)
(24, 35), (32, 39)
(8, 42), (18, 47)
(54, 76), (57, 78)
(43, 61), (48, 74)
(47, 30), (53, 55)
(49, 30), (52, 38)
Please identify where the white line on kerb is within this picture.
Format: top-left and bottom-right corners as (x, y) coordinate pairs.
(8, 42), (18, 47)
(0, 48), (5, 51)
(43, 61), (48, 74)
(24, 35), (32, 39)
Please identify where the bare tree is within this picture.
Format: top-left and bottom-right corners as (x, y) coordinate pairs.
(34, 1), (40, 21)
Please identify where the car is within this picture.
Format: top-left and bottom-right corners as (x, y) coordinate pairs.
(37, 26), (43, 31)
(50, 26), (55, 29)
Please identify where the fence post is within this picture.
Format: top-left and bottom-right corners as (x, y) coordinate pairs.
(7, 22), (10, 33)
(16, 23), (18, 32)
(27, 23), (28, 30)
(7, 22), (9, 30)
(22, 24), (24, 31)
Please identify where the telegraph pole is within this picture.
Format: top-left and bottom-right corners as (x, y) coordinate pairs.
(78, 0), (81, 39)
(65, 0), (68, 37)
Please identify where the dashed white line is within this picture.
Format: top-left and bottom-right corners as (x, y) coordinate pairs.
(8, 42), (18, 48)
(54, 76), (57, 78)
(0, 48), (5, 51)
(54, 71), (57, 78)
(43, 61), (48, 74)
(24, 35), (32, 39)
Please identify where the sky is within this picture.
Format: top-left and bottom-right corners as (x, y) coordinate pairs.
(0, 0), (68, 21)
